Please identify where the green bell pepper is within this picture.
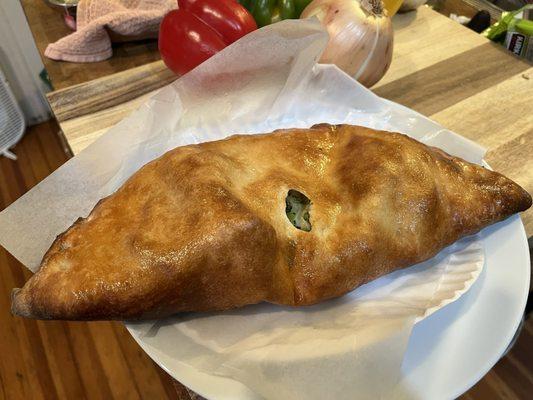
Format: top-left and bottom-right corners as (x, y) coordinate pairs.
(239, 0), (313, 27)
(279, 0), (296, 21)
(250, 0), (274, 27)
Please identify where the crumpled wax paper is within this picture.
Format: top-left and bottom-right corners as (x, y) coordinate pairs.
(0, 19), (486, 400)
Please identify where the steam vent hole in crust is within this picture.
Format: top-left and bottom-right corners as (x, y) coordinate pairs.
(285, 190), (311, 232)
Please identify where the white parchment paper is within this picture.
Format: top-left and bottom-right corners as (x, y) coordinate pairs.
(0, 19), (486, 399)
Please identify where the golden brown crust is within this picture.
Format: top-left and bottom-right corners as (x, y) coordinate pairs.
(11, 124), (532, 320)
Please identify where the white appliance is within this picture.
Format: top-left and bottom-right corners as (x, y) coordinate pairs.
(0, 0), (51, 130)
(0, 67), (25, 160)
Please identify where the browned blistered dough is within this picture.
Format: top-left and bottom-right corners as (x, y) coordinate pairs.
(11, 124), (532, 320)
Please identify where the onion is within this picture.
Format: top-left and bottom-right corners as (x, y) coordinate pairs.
(301, 0), (393, 87)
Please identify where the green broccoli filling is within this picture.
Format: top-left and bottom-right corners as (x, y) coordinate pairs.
(285, 190), (311, 232)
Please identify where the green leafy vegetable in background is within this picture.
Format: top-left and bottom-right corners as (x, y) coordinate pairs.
(484, 4), (533, 43)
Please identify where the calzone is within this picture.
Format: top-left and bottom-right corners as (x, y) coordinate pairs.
(11, 125), (532, 320)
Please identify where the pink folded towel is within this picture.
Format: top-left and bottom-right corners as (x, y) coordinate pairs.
(45, 0), (176, 63)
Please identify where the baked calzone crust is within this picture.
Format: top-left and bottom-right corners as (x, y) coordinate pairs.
(12, 124), (532, 320)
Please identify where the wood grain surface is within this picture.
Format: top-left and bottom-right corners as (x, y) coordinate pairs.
(47, 6), (533, 237)
(1, 122), (532, 399)
(46, 61), (175, 122)
(20, 0), (163, 90)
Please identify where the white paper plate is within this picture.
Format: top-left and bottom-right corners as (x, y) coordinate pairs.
(128, 214), (529, 399)
(399, 215), (530, 399)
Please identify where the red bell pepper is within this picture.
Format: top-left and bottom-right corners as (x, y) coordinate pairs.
(159, 0), (257, 75)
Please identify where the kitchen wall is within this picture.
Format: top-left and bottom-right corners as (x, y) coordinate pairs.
(0, 0), (50, 126)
